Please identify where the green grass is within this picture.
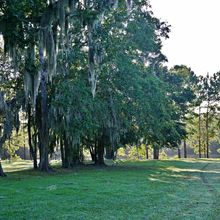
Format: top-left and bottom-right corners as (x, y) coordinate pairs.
(1, 159), (220, 220)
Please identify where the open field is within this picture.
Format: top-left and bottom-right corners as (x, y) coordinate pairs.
(1, 159), (220, 220)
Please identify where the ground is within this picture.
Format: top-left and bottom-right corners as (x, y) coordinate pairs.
(0, 159), (220, 220)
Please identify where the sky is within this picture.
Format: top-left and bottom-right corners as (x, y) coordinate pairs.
(150, 0), (220, 76)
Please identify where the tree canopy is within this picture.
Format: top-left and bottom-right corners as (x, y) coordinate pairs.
(0, 0), (219, 176)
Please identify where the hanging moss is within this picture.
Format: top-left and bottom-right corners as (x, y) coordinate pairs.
(3, 0), (133, 101)
(126, 0), (132, 7)
(0, 91), (13, 156)
(24, 45), (40, 107)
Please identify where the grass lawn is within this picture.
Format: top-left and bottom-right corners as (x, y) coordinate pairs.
(0, 159), (220, 220)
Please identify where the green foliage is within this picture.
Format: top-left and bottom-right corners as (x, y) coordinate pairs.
(186, 73), (220, 157)
(1, 0), (217, 173)
(128, 144), (149, 160)
(187, 110), (220, 155)
(3, 128), (27, 160)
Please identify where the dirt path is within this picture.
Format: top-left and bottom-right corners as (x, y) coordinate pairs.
(173, 161), (220, 220)
(200, 162), (220, 218)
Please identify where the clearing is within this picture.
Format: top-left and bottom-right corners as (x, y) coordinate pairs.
(0, 159), (220, 220)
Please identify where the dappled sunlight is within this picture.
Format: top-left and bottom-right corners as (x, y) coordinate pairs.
(2, 160), (33, 173)
(169, 174), (200, 180)
(1, 160), (62, 173)
(148, 171), (200, 183)
(173, 159), (220, 164)
(166, 166), (220, 174)
(148, 177), (171, 183)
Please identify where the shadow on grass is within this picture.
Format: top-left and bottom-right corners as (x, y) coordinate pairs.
(1, 159), (220, 180)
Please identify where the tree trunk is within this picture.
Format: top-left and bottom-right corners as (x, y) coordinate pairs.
(206, 105), (209, 158)
(183, 139), (187, 158)
(8, 138), (11, 163)
(79, 146), (84, 163)
(63, 135), (71, 168)
(0, 92), (13, 177)
(153, 146), (159, 160)
(23, 138), (26, 160)
(96, 135), (105, 165)
(0, 161), (6, 177)
(94, 139), (98, 164)
(178, 148), (181, 159)
(145, 144), (149, 160)
(27, 103), (38, 169)
(71, 144), (82, 166)
(105, 146), (114, 159)
(89, 146), (96, 162)
(60, 138), (65, 168)
(198, 107), (202, 158)
(0, 139), (6, 176)
(38, 48), (49, 172)
(33, 127), (38, 169)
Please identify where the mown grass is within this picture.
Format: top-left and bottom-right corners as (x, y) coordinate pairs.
(0, 159), (220, 220)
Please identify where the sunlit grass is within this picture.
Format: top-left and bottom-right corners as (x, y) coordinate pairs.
(0, 159), (220, 219)
(2, 160), (33, 172)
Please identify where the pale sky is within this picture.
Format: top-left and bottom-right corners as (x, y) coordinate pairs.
(150, 0), (220, 76)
